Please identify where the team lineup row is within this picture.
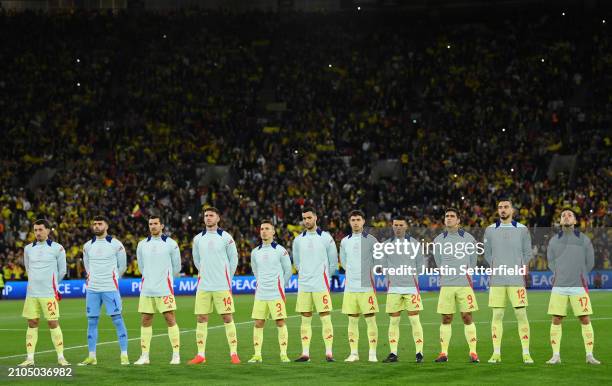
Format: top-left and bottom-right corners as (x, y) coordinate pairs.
(16, 201), (601, 367)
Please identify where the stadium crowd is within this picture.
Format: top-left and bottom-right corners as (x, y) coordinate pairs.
(0, 9), (610, 283)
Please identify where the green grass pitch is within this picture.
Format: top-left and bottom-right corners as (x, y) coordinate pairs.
(0, 291), (610, 385)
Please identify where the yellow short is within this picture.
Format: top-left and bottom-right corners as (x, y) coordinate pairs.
(22, 297), (59, 320)
(437, 287), (478, 314)
(488, 286), (528, 308)
(342, 291), (378, 315)
(252, 299), (287, 320)
(138, 295), (177, 314)
(548, 292), (593, 317)
(386, 293), (423, 314)
(295, 291), (332, 313)
(194, 290), (234, 315)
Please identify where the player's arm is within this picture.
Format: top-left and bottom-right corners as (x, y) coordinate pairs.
(23, 247), (29, 274)
(116, 240), (127, 277)
(280, 247), (292, 287)
(339, 239), (347, 270)
(432, 235), (442, 267)
(82, 244), (90, 274)
(192, 236), (201, 271)
(292, 237), (300, 271)
(467, 234), (477, 269)
(367, 235), (378, 274)
(57, 244), (67, 280)
(325, 233), (338, 278)
(546, 237), (556, 272)
(136, 242), (144, 274)
(250, 250), (258, 280)
(171, 240), (181, 277)
(483, 228), (492, 266)
(226, 235), (239, 278)
(416, 239), (428, 272)
(521, 227), (534, 265)
(584, 236), (595, 272)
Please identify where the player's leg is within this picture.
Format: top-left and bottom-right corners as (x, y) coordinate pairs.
(436, 287), (456, 362)
(103, 291), (129, 364)
(295, 291), (313, 361)
(273, 300), (290, 362)
(437, 314), (453, 362)
(571, 293), (599, 364)
(407, 293), (424, 362)
(488, 286), (506, 363)
(314, 291), (334, 361)
(41, 298), (68, 366)
(250, 319), (266, 363)
(509, 287), (532, 363)
(457, 287), (479, 362)
(360, 292), (379, 362)
(135, 295), (155, 365)
(19, 297), (40, 366)
(162, 301), (180, 365)
(80, 292), (102, 365)
(342, 292), (361, 362)
(249, 299), (268, 363)
(546, 292), (567, 364)
(213, 290), (239, 363)
(189, 290), (213, 364)
(461, 313), (478, 362)
(384, 293), (402, 362)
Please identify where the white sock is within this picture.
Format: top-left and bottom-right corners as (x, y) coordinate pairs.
(121, 351), (128, 356)
(141, 352), (149, 359)
(325, 350), (332, 356)
(369, 349), (376, 356)
(198, 352), (205, 357)
(523, 349), (530, 355)
(89, 351), (96, 359)
(351, 350), (358, 356)
(552, 352), (560, 357)
(494, 349), (501, 355)
(302, 350), (309, 356)
(58, 354), (65, 360)
(172, 352), (180, 358)
(26, 354), (34, 361)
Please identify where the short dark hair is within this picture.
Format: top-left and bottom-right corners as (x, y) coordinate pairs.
(92, 215), (109, 224)
(497, 198), (513, 206)
(392, 215), (407, 223)
(148, 214), (163, 224)
(348, 210), (365, 219)
(203, 206), (220, 216)
(33, 219), (51, 229)
(301, 207), (316, 215)
(260, 219), (274, 227)
(444, 207), (460, 218)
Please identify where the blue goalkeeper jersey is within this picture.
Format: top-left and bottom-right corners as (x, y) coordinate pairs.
(292, 228), (338, 292)
(136, 235), (181, 297)
(24, 239), (67, 298)
(251, 241), (292, 300)
(83, 235), (127, 293)
(192, 228), (239, 292)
